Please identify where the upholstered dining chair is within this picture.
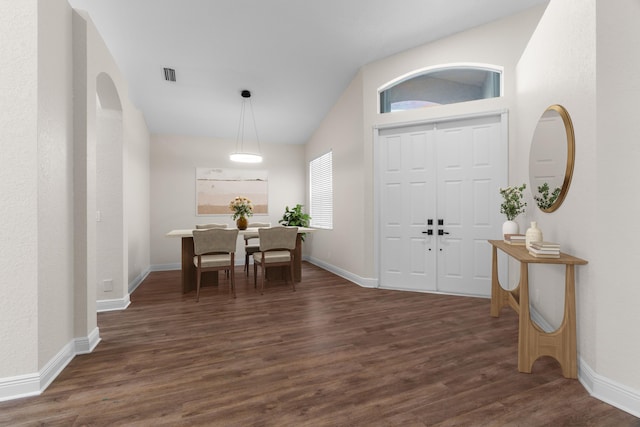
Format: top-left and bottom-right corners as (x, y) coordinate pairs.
(243, 222), (271, 275)
(253, 226), (298, 294)
(195, 224), (230, 277)
(192, 228), (238, 302)
(195, 223), (228, 229)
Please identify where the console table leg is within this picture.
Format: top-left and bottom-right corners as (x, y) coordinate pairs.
(490, 246), (510, 317)
(517, 264), (578, 378)
(518, 262), (533, 373)
(560, 265), (578, 378)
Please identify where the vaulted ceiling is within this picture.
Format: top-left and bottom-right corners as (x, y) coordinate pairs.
(68, 0), (548, 145)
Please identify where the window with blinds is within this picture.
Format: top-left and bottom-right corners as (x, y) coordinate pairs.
(309, 151), (333, 229)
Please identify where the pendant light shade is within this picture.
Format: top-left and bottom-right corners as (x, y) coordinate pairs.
(230, 90), (263, 163)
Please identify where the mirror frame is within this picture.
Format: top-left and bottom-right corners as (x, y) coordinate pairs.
(530, 104), (575, 213)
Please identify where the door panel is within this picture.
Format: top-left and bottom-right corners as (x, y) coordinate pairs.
(436, 116), (504, 296)
(380, 125), (436, 291)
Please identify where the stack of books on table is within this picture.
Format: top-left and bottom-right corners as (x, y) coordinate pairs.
(504, 234), (526, 245)
(528, 241), (561, 258)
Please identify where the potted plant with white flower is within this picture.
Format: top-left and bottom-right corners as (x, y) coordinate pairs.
(499, 184), (527, 236)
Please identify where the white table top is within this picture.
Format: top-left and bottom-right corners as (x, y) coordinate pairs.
(166, 226), (316, 238)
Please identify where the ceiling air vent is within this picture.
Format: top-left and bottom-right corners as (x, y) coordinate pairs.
(163, 67), (176, 82)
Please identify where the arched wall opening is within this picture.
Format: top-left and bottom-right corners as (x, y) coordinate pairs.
(95, 72), (128, 310)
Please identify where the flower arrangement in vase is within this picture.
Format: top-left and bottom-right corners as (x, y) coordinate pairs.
(229, 196), (253, 229)
(499, 184), (527, 235)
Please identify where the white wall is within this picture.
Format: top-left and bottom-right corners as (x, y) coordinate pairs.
(516, 0), (597, 348)
(96, 106), (125, 301)
(594, 0), (640, 395)
(150, 135), (305, 267)
(37, 0), (76, 369)
(79, 10), (151, 307)
(125, 106), (151, 290)
(0, 0), (41, 378)
(304, 72), (366, 281)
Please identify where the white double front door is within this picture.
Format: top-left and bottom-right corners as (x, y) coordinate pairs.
(378, 114), (507, 297)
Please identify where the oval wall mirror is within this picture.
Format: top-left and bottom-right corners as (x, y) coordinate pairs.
(529, 104), (575, 213)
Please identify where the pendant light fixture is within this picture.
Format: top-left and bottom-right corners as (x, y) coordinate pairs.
(230, 89), (263, 163)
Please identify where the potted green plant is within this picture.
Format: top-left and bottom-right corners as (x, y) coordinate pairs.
(499, 184), (526, 235)
(279, 204), (311, 240)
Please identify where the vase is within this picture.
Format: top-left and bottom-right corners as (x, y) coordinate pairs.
(502, 220), (519, 237)
(236, 216), (248, 230)
(525, 221), (543, 249)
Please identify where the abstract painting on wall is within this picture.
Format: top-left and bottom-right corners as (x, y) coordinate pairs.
(196, 168), (268, 215)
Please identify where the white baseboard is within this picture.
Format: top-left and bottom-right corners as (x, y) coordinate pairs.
(0, 327), (100, 402)
(0, 373), (40, 402)
(75, 327), (101, 354)
(151, 263), (180, 272)
(304, 256), (378, 288)
(39, 340), (76, 393)
(514, 306), (640, 418)
(96, 295), (131, 312)
(129, 268), (151, 294)
(580, 358), (640, 418)
(95, 267), (150, 312)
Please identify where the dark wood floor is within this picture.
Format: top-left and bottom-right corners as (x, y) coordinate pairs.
(1, 264), (638, 426)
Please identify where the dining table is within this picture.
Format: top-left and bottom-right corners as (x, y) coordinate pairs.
(166, 227), (315, 293)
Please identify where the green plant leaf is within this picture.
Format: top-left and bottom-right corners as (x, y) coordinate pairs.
(278, 204), (311, 240)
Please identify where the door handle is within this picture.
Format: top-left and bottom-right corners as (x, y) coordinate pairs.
(423, 219), (434, 235)
(438, 229), (450, 236)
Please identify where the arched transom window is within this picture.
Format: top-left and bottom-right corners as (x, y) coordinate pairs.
(379, 64), (502, 113)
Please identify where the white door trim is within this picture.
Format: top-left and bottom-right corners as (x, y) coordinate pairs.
(374, 109), (509, 132)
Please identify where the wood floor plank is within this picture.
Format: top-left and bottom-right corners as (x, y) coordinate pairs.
(0, 264), (638, 426)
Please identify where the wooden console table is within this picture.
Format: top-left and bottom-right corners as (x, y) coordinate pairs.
(488, 240), (587, 379)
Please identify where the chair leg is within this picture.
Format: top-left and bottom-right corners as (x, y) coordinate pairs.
(253, 262), (258, 289)
(260, 264), (266, 295)
(230, 266), (236, 298)
(196, 269), (201, 302)
(245, 253), (249, 275)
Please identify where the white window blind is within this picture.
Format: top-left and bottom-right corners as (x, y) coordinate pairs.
(309, 151), (333, 229)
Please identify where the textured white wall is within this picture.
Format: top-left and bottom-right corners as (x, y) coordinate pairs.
(37, 0), (76, 366)
(304, 72), (365, 277)
(124, 108), (151, 287)
(80, 10), (151, 306)
(150, 135), (305, 267)
(594, 0), (640, 391)
(0, 0), (40, 377)
(96, 107), (125, 300)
